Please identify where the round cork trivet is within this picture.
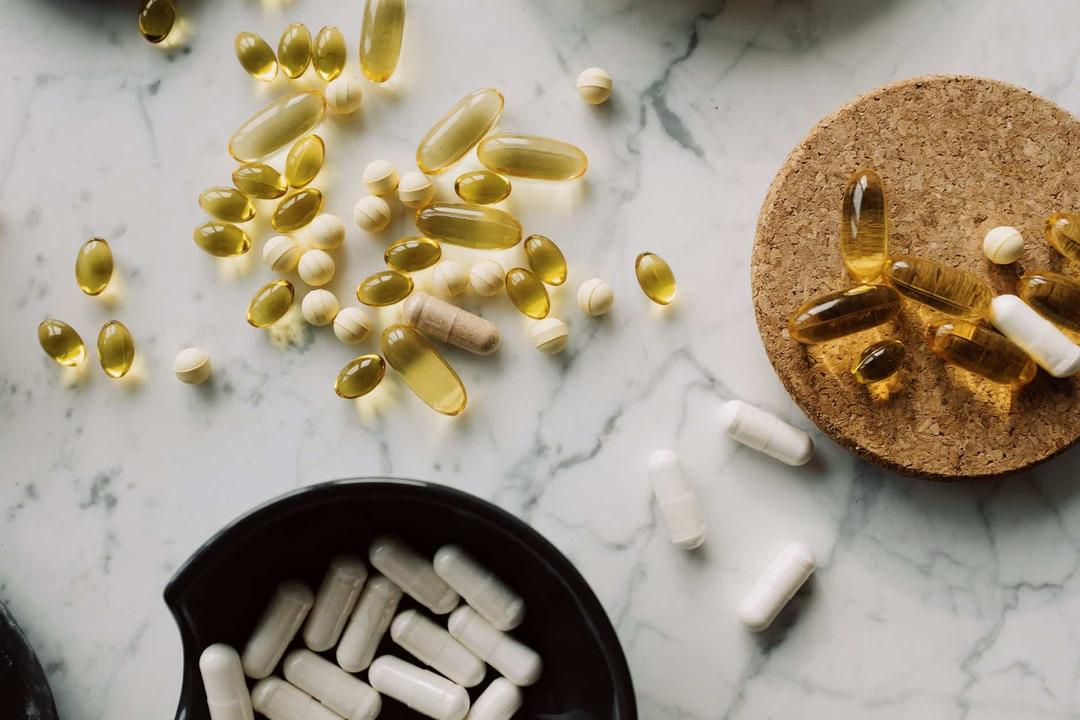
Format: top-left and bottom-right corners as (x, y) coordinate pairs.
(752, 75), (1080, 481)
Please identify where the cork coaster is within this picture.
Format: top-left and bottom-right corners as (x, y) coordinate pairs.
(752, 75), (1080, 481)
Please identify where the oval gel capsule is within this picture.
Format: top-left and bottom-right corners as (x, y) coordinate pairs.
(369, 655), (470, 720)
(737, 542), (816, 631)
(433, 545), (524, 631)
(336, 574), (402, 673)
(464, 678), (521, 720)
(647, 450), (706, 550)
(199, 644), (254, 720)
(370, 537), (458, 614)
(416, 88), (504, 174)
(718, 399), (813, 466)
(990, 294), (1080, 378)
(241, 580), (314, 679)
(75, 236), (113, 296)
(283, 649), (381, 720)
(250, 677), (342, 720)
(391, 610), (485, 687)
(302, 555), (368, 652)
(228, 91), (327, 162)
(447, 606), (542, 687)
(360, 0), (406, 83)
(477, 133), (588, 181)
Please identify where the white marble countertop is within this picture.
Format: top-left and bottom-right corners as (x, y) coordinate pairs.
(4, 0), (1080, 717)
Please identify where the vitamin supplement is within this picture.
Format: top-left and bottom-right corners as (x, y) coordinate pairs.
(990, 295), (1080, 377)
(301, 289), (340, 327)
(38, 319), (85, 366)
(283, 649), (381, 720)
(333, 307), (372, 345)
(478, 134), (588, 182)
(325, 75), (364, 114)
(416, 203), (522, 250)
(300, 213), (345, 251)
(369, 535), (460, 612)
(368, 656), (470, 720)
(399, 172), (435, 209)
(926, 320), (1037, 385)
(199, 187), (255, 223)
(884, 255), (992, 318)
(285, 135), (324, 188)
(737, 542), (816, 631)
(403, 292), (501, 355)
(174, 347), (212, 385)
(382, 325), (468, 415)
(334, 355), (385, 399)
(433, 545), (524, 631)
(75, 236), (113, 296)
(298, 249), (336, 287)
(416, 88), (505, 174)
(228, 90), (326, 162)
(465, 678), (521, 720)
(247, 279), (295, 328)
(137, 0), (175, 43)
(647, 450), (706, 550)
(983, 225), (1024, 264)
(787, 284), (901, 343)
(193, 222), (252, 258)
(1018, 270), (1080, 332)
(241, 580), (314, 679)
(357, 270), (414, 306)
(235, 32), (278, 82)
(531, 317), (568, 354)
(505, 267), (550, 319)
(447, 606), (542, 687)
(233, 162), (288, 199)
(469, 260), (505, 297)
(360, 0), (406, 83)
(364, 161), (399, 196)
(524, 234), (567, 285)
(1046, 212), (1080, 263)
(576, 67), (613, 105)
(278, 23), (312, 79)
(385, 236), (441, 272)
(353, 195), (392, 232)
(250, 677), (340, 720)
(337, 574), (402, 672)
(851, 339), (905, 384)
(718, 399), (814, 466)
(313, 26), (347, 82)
(635, 252), (676, 305)
(577, 278), (614, 316)
(431, 260), (469, 297)
(263, 236), (301, 273)
(454, 170), (511, 205)
(199, 644), (253, 720)
(839, 169), (887, 281)
(273, 189), (323, 232)
(391, 610), (486, 687)
(97, 321), (135, 378)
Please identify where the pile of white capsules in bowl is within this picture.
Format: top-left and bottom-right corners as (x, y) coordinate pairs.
(200, 538), (538, 720)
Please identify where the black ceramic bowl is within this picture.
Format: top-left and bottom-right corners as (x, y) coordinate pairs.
(164, 478), (637, 720)
(0, 601), (58, 720)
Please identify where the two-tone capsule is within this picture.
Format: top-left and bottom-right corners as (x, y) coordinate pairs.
(447, 606), (542, 686)
(416, 88), (504, 174)
(926, 320), (1036, 386)
(313, 26), (346, 82)
(335, 355), (386, 399)
(524, 234), (567, 285)
(416, 203), (522, 250)
(477, 133), (588, 181)
(360, 0), (406, 83)
(635, 252), (677, 305)
(285, 135), (324, 188)
(284, 649), (381, 720)
(884, 255), (992, 318)
(851, 339), (904, 384)
(194, 222), (252, 257)
(385, 237), (441, 272)
(787, 284), (901, 343)
(38, 319), (86, 367)
(391, 610), (486, 687)
(738, 542), (816, 631)
(235, 32), (278, 81)
(233, 162), (288, 199)
(241, 579), (314, 679)
(357, 270), (414, 306)
(199, 645), (253, 720)
(272, 189), (323, 232)
(303, 555), (368, 652)
(989, 295), (1080, 378)
(247, 279), (295, 328)
(199, 187), (255, 223)
(97, 321), (135, 378)
(454, 171), (511, 205)
(368, 656), (470, 720)
(839, 169), (888, 281)
(1018, 270), (1080, 333)
(75, 237), (114, 296)
(433, 546), (524, 631)
(337, 574), (403, 673)
(278, 23), (312, 79)
(369, 536), (460, 613)
(228, 90), (327, 162)
(505, 268), (550, 319)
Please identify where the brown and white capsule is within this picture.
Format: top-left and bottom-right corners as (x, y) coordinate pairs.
(403, 292), (500, 355)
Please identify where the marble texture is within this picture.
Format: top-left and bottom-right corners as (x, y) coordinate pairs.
(2, 0), (1080, 717)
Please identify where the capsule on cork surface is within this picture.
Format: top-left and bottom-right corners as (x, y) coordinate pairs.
(334, 355), (385, 399)
(233, 162), (288, 199)
(272, 189), (323, 232)
(199, 187), (255, 223)
(787, 284), (901, 343)
(283, 649), (382, 720)
(403, 292), (501, 355)
(524, 234), (567, 286)
(357, 270), (414, 306)
(369, 536), (460, 613)
(1018, 270), (1080, 333)
(138, 0), (175, 43)
(416, 202), (522, 250)
(416, 88), (504, 174)
(738, 542), (816, 631)
(313, 25), (346, 82)
(193, 222), (252, 257)
(840, 169), (888, 282)
(477, 133), (588, 182)
(505, 267), (550, 319)
(454, 170), (511, 205)
(884, 255), (992, 318)
(385, 236), (442, 272)
(75, 236), (113, 296)
(382, 325), (468, 415)
(235, 32), (278, 82)
(635, 252), (677, 305)
(38, 319), (85, 366)
(990, 295), (1080, 378)
(337, 574), (403, 673)
(360, 0), (406, 83)
(433, 545), (523, 631)
(718, 399), (813, 466)
(303, 555), (368, 652)
(97, 321), (135, 379)
(278, 23), (312, 79)
(247, 279), (295, 328)
(242, 580), (314, 679)
(285, 135), (324, 188)
(1046, 212), (1080, 263)
(228, 90), (327, 162)
(199, 644), (253, 720)
(926, 320), (1036, 385)
(850, 339), (904, 384)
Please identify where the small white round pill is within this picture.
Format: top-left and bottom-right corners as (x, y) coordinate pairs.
(432, 260), (469, 297)
(531, 317), (568, 354)
(333, 307), (372, 344)
(983, 225), (1024, 264)
(470, 260), (505, 297)
(577, 278), (614, 316)
(301, 213), (346, 250)
(242, 580), (315, 680)
(263, 235), (301, 273)
(353, 195), (392, 233)
(577, 67), (612, 105)
(298, 249), (336, 287)
(399, 171), (434, 208)
(173, 347), (211, 385)
(325, 75), (364, 114)
(301, 289), (340, 326)
(364, 160), (400, 196)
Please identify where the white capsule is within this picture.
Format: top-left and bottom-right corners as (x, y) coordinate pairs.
(431, 260), (469, 297)
(433, 545), (524, 631)
(282, 649), (381, 720)
(364, 160), (400, 196)
(250, 677), (344, 720)
(325, 74), (364, 114)
(469, 260), (505, 297)
(369, 655), (470, 720)
(298, 249), (336, 287)
(718, 399), (813, 466)
(447, 606), (541, 687)
(302, 554), (368, 652)
(647, 450), (706, 550)
(369, 535), (459, 614)
(301, 213), (346, 250)
(333, 307), (372, 345)
(464, 678), (522, 720)
(173, 347), (212, 384)
(391, 610), (485, 687)
(982, 225), (1024, 264)
(737, 541), (816, 632)
(301, 289), (340, 327)
(241, 580), (314, 679)
(263, 235), (301, 272)
(199, 644), (254, 720)
(990, 294), (1080, 378)
(336, 574), (403, 672)
(399, 171), (434, 209)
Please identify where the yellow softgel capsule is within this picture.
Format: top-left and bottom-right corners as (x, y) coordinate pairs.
(357, 270), (414, 306)
(524, 234), (567, 286)
(97, 321), (135, 379)
(381, 324), (467, 415)
(193, 222), (252, 257)
(850, 339), (904, 384)
(635, 252), (676, 305)
(199, 187), (256, 223)
(505, 267), (550, 319)
(228, 91), (326, 162)
(334, 354), (385, 399)
(285, 135), (325, 188)
(1046, 212), (1080, 263)
(787, 284), (901, 344)
(478, 133), (588, 182)
(384, 236), (441, 272)
(1017, 270), (1080, 333)
(247, 279), (295, 328)
(272, 189), (323, 232)
(313, 25), (347, 82)
(840, 169), (888, 282)
(138, 0), (175, 43)
(360, 0), (406, 83)
(232, 162), (288, 199)
(927, 320), (1036, 386)
(884, 255), (992, 318)
(415, 202), (522, 250)
(416, 88), (504, 174)
(38, 319), (85, 367)
(75, 236), (114, 296)
(278, 23), (312, 79)
(235, 32), (278, 82)
(454, 170), (511, 205)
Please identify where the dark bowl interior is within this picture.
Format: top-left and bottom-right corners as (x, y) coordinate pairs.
(0, 601), (58, 720)
(164, 478), (637, 720)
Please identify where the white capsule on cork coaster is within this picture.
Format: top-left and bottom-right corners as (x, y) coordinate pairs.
(718, 399), (813, 466)
(199, 644), (253, 720)
(737, 541), (815, 631)
(391, 609), (486, 687)
(369, 655), (470, 720)
(302, 554), (368, 652)
(283, 649), (381, 720)
(991, 294), (1080, 377)
(369, 535), (459, 614)
(241, 580), (314, 679)
(434, 545), (524, 631)
(250, 677), (342, 720)
(647, 450), (706, 550)
(982, 225), (1024, 264)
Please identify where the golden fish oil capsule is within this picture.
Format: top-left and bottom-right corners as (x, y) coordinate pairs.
(278, 23), (312, 79)
(233, 162), (288, 199)
(138, 0), (175, 43)
(199, 187), (255, 223)
(1045, 212), (1080, 263)
(384, 236), (441, 272)
(38, 319), (85, 366)
(228, 91), (326, 162)
(477, 133), (588, 182)
(1018, 270), (1080, 332)
(416, 89), (504, 174)
(381, 325), (467, 416)
(360, 0), (406, 83)
(235, 32), (278, 82)
(415, 203), (521, 250)
(851, 339), (904, 384)
(313, 26), (346, 82)
(75, 236), (113, 296)
(247, 279), (295, 328)
(840, 169), (888, 281)
(454, 171), (511, 205)
(635, 252), (676, 305)
(193, 222), (252, 257)
(285, 135), (325, 188)
(272, 189), (323, 232)
(357, 270), (414, 306)
(524, 234), (567, 286)
(788, 284), (901, 343)
(884, 255), (992, 318)
(97, 321), (135, 379)
(927, 320), (1036, 386)
(335, 355), (385, 399)
(505, 268), (550, 319)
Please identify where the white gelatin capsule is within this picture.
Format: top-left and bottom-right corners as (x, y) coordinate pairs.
(737, 541), (816, 632)
(199, 644), (254, 720)
(447, 606), (541, 687)
(369, 655), (470, 720)
(990, 294), (1080, 378)
(241, 580), (314, 679)
(250, 677), (344, 720)
(283, 649), (381, 720)
(391, 609), (486, 687)
(433, 545), (524, 631)
(647, 450), (706, 550)
(336, 574), (402, 672)
(303, 554), (368, 652)
(718, 399), (813, 466)
(464, 678), (522, 720)
(369, 536), (459, 614)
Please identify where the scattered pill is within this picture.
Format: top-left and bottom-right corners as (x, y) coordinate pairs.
(369, 655), (470, 720)
(1018, 270), (1080, 333)
(233, 162), (288, 199)
(505, 267), (550, 319)
(416, 203), (522, 249)
(576, 67), (612, 105)
(840, 169), (888, 281)
(285, 135), (325, 188)
(391, 609), (486, 687)
(531, 317), (568, 354)
(137, 0), (175, 43)
(38, 319), (85, 366)
(283, 649), (380, 720)
(235, 31), (278, 82)
(300, 213), (346, 251)
(360, 0), (406, 83)
(298, 249), (336, 287)
(524, 234), (567, 285)
(927, 319), (1037, 385)
(313, 25), (347, 82)
(635, 251), (676, 305)
(334, 354), (385, 399)
(75, 236), (114, 296)
(884, 255), (993, 318)
(357, 269), (414, 306)
(990, 294), (1080, 377)
(302, 289), (340, 327)
(247, 279), (296, 328)
(577, 278), (614, 316)
(200, 187), (256, 223)
(333, 307), (372, 345)
(464, 678), (521, 720)
(337, 574), (402, 673)
(433, 545), (524, 631)
(250, 677), (341, 720)
(416, 88), (504, 174)
(478, 134), (588, 182)
(454, 170), (511, 205)
(325, 75), (364, 114)
(470, 260), (505, 297)
(369, 536), (459, 613)
(199, 644), (253, 720)
(174, 347), (212, 385)
(737, 541), (816, 631)
(718, 399), (813, 466)
(851, 339), (905, 384)
(983, 226), (1024, 264)
(381, 325), (468, 415)
(787, 284), (901, 343)
(403, 292), (500, 355)
(364, 160), (400, 196)
(278, 23), (312, 79)
(647, 450), (706, 550)
(97, 320), (135, 379)
(274, 189), (324, 233)
(241, 579), (314, 679)
(447, 606), (542, 687)
(263, 236), (301, 273)
(303, 555), (368, 651)
(431, 260), (469, 297)
(385, 236), (442, 272)
(399, 172), (435, 209)
(228, 91), (326, 162)
(353, 195), (392, 232)
(194, 221), (252, 258)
